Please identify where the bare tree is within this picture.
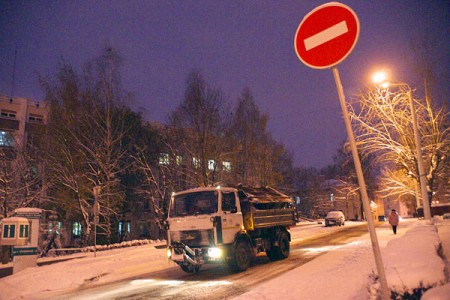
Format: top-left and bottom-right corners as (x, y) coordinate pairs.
(128, 122), (173, 233)
(43, 48), (135, 244)
(349, 87), (449, 206)
(168, 71), (230, 187)
(0, 136), (49, 218)
(378, 167), (416, 199)
(231, 87), (288, 186)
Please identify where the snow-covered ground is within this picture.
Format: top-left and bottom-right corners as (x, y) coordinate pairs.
(0, 218), (449, 300)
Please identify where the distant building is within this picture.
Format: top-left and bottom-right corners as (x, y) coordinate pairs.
(381, 195), (412, 219)
(0, 95), (48, 148)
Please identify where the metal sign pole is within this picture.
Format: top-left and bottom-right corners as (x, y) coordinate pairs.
(332, 67), (390, 300)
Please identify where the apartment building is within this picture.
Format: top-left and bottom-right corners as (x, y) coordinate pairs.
(0, 95), (48, 147)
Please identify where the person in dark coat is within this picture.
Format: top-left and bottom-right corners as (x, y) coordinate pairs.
(388, 209), (400, 234)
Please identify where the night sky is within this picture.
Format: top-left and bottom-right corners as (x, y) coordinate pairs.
(1, 1), (448, 168)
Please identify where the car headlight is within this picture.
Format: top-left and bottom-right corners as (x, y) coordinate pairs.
(207, 247), (222, 258)
(167, 248), (172, 258)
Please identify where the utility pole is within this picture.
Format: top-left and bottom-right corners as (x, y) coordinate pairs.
(407, 90), (432, 222)
(93, 186), (101, 258)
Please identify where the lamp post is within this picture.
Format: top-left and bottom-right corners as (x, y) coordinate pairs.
(372, 72), (432, 222)
(93, 186), (101, 258)
(408, 171), (422, 210)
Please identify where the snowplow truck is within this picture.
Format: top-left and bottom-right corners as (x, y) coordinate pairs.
(165, 185), (296, 273)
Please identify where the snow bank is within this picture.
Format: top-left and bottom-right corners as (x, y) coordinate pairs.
(81, 239), (164, 253)
(1, 220), (448, 300)
(422, 283), (450, 300)
(372, 224), (446, 298)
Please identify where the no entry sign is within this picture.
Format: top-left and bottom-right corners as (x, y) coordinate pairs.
(294, 2), (359, 69)
(293, 3), (390, 298)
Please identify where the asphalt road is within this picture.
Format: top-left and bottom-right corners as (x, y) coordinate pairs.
(56, 224), (369, 300)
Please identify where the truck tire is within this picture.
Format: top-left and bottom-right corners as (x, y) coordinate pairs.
(266, 231), (290, 261)
(228, 239), (252, 272)
(266, 248), (278, 261)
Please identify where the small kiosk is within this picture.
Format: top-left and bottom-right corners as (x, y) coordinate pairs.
(1, 217), (30, 245)
(0, 208), (42, 273)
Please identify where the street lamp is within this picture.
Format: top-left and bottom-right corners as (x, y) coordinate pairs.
(372, 72), (432, 222)
(93, 186), (101, 257)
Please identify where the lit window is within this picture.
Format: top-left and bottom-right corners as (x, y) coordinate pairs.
(28, 114), (43, 123)
(1, 110), (16, 118)
(159, 153), (170, 165)
(48, 221), (62, 234)
(296, 196), (300, 204)
(0, 131), (14, 147)
(222, 161), (231, 172)
(208, 160), (215, 171)
(176, 156), (183, 165)
(193, 157), (200, 168)
(72, 222), (82, 236)
(330, 193), (334, 202)
(19, 224), (29, 238)
(3, 225), (15, 238)
(119, 221), (131, 236)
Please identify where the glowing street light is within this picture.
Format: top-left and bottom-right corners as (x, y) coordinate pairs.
(372, 71), (387, 84)
(372, 72), (432, 222)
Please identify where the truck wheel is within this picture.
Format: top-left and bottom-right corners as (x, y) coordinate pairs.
(228, 239), (252, 272)
(266, 231), (290, 261)
(266, 248), (278, 261)
(278, 231), (290, 259)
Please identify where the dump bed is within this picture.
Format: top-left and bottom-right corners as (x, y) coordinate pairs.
(238, 186), (296, 230)
(251, 208), (296, 229)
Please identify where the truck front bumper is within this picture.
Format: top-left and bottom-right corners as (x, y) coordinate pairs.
(167, 243), (225, 265)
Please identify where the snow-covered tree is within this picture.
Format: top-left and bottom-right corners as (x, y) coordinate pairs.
(0, 135), (49, 218)
(349, 87), (449, 206)
(43, 47), (136, 244)
(168, 71), (231, 187)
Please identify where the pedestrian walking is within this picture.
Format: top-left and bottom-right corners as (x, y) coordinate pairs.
(388, 209), (399, 234)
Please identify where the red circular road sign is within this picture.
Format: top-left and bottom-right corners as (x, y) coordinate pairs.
(294, 2), (360, 69)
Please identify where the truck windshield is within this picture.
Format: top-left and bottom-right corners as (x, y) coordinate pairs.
(170, 191), (218, 217)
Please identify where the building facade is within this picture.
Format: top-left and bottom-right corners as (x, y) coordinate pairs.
(0, 95), (48, 149)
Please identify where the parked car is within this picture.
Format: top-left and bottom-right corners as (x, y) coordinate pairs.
(443, 213), (450, 220)
(325, 211), (345, 227)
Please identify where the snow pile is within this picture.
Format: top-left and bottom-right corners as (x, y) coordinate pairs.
(0, 242), (168, 299)
(81, 239), (165, 252)
(371, 224), (447, 298)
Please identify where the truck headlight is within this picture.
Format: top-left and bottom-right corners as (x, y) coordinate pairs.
(167, 248), (172, 258)
(207, 247), (222, 258)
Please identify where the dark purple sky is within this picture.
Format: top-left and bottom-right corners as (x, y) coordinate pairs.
(1, 1), (448, 168)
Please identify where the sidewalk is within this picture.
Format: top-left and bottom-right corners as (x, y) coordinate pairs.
(233, 218), (450, 300)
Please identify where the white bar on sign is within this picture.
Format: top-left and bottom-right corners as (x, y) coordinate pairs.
(304, 21), (348, 51)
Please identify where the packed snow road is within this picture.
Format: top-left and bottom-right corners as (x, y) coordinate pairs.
(56, 222), (368, 300)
